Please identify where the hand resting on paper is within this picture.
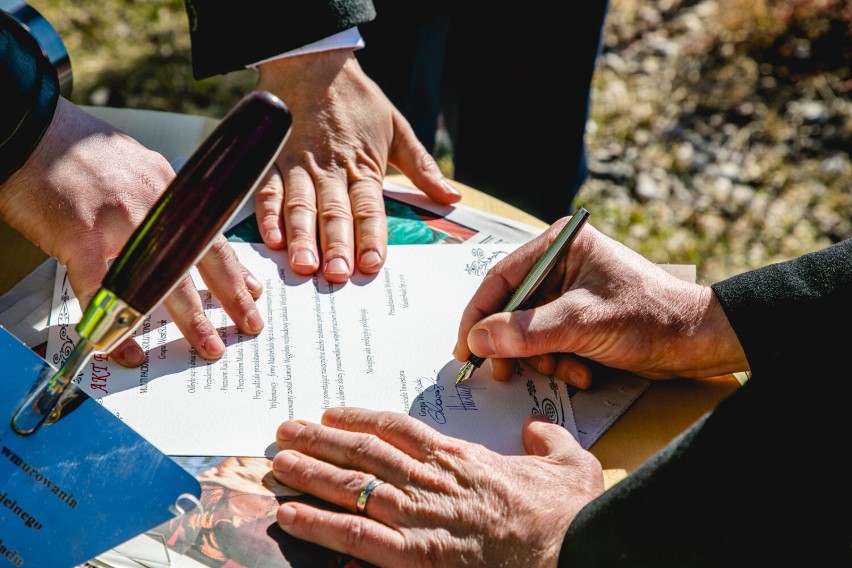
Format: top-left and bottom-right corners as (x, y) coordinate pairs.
(271, 407), (604, 567)
(0, 99), (265, 365)
(453, 215), (749, 388)
(268, 225), (851, 566)
(253, 49), (461, 283)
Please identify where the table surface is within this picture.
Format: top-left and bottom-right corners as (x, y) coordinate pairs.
(0, 107), (740, 483)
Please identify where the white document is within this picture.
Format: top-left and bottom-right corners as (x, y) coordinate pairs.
(48, 243), (578, 457)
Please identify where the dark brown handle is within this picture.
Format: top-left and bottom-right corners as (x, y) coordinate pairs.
(102, 91), (291, 313)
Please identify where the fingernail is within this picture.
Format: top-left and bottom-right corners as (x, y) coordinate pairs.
(469, 328), (495, 356)
(567, 370), (586, 389)
(277, 420), (305, 442)
(278, 504), (297, 527)
(246, 307), (264, 334)
(360, 250), (382, 270)
(266, 228), (283, 243)
(292, 250), (316, 269)
(273, 450), (299, 473)
(530, 413), (554, 424)
(325, 257), (349, 276)
(121, 343), (146, 366)
(322, 407), (343, 426)
(244, 274), (263, 296)
(202, 333), (225, 358)
(443, 180), (461, 196)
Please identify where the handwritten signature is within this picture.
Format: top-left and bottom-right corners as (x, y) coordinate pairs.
(417, 375), (480, 425)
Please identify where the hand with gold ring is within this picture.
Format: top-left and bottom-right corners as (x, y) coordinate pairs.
(272, 407), (603, 567)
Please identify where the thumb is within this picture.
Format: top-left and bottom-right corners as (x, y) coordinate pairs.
(387, 111), (461, 205)
(522, 414), (584, 459)
(523, 415), (605, 501)
(467, 301), (577, 359)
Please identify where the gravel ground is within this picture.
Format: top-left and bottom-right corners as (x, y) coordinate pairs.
(33, 0), (851, 284)
(582, 0), (851, 283)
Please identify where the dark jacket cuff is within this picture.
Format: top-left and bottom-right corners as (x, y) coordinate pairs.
(710, 240), (852, 375)
(185, 0), (376, 79)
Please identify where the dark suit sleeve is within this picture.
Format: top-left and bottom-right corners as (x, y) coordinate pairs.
(559, 240), (852, 567)
(185, 0), (376, 79)
(711, 241), (852, 376)
(0, 10), (59, 185)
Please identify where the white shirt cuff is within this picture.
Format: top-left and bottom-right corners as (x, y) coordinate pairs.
(247, 27), (365, 68)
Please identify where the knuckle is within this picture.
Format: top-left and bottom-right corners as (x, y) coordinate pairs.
(412, 535), (446, 567)
(502, 318), (538, 356)
(484, 260), (511, 282)
(341, 516), (369, 552)
(415, 149), (441, 174)
(343, 435), (381, 466)
(382, 413), (419, 440)
(255, 174), (283, 201)
(205, 236), (233, 262)
(341, 470), (366, 497)
(294, 428), (321, 456)
(284, 195), (317, 215)
(286, 228), (317, 248)
(229, 287), (257, 312)
(185, 311), (215, 338)
(259, 207), (281, 224)
(350, 200), (385, 224)
(318, 201), (354, 223)
(170, 276), (198, 299)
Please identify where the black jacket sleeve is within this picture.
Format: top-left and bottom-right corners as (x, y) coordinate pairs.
(184, 0), (376, 79)
(0, 9), (59, 185)
(559, 240), (852, 567)
(711, 240), (852, 376)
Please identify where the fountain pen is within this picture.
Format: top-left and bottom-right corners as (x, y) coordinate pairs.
(455, 208), (591, 384)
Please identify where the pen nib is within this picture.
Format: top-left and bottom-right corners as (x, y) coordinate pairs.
(455, 361), (475, 385)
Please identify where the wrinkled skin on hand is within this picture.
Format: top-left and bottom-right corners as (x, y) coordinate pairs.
(453, 217), (748, 387)
(255, 49), (461, 283)
(271, 407), (604, 568)
(0, 98), (266, 365)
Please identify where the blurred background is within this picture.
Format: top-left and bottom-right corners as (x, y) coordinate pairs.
(28, 0), (851, 284)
